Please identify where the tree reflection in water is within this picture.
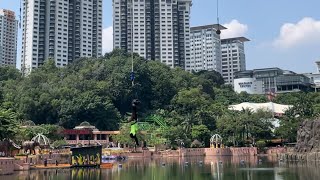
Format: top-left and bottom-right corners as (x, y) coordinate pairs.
(3, 157), (320, 180)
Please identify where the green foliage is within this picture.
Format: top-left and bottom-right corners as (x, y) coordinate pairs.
(216, 109), (273, 146)
(0, 108), (18, 139)
(256, 140), (266, 149)
(0, 66), (21, 81)
(113, 123), (146, 146)
(52, 139), (69, 148)
(191, 125), (210, 146)
(16, 124), (63, 141)
(1, 51), (320, 147)
(273, 92), (320, 142)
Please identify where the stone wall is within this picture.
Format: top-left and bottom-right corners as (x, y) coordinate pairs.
(14, 153), (71, 165)
(139, 147), (257, 158)
(0, 158), (15, 175)
(266, 147), (287, 155)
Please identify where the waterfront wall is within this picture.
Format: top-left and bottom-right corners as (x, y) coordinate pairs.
(123, 147), (258, 158)
(14, 153), (71, 165)
(180, 147), (257, 157)
(0, 158), (15, 175)
(125, 150), (153, 158)
(266, 147), (287, 155)
(121, 147), (258, 158)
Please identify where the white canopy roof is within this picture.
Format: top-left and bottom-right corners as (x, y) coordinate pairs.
(228, 102), (292, 114)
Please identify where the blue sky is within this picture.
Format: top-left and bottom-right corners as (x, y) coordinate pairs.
(1, 0), (320, 73)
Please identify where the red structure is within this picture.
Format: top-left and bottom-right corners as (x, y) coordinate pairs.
(62, 122), (119, 146)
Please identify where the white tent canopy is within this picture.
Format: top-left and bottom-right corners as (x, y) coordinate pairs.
(228, 102), (293, 115)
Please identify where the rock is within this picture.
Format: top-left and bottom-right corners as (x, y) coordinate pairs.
(296, 120), (320, 153)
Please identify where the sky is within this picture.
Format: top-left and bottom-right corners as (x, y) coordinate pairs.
(1, 0), (320, 73)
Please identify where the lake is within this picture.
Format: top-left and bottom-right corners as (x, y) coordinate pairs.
(2, 156), (320, 180)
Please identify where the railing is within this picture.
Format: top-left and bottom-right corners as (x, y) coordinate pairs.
(66, 140), (109, 145)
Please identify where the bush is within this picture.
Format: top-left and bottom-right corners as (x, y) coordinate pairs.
(52, 140), (68, 149)
(256, 140), (266, 149)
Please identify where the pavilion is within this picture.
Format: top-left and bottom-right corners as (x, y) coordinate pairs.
(63, 122), (120, 146)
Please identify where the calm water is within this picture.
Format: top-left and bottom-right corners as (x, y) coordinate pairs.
(2, 156), (320, 180)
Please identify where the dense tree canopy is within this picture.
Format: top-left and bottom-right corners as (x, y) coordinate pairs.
(1, 49), (320, 147)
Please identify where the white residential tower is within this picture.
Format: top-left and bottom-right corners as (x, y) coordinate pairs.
(187, 24), (226, 73)
(21, 0), (103, 74)
(221, 37), (249, 84)
(0, 9), (18, 67)
(113, 0), (192, 69)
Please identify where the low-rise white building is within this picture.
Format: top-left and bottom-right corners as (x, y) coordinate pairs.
(234, 78), (264, 94)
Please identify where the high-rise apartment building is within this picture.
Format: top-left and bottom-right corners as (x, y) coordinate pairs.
(21, 0), (102, 73)
(0, 9), (18, 67)
(221, 37), (249, 84)
(187, 24), (226, 73)
(113, 0), (192, 69)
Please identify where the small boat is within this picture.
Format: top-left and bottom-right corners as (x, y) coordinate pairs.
(102, 155), (127, 161)
(102, 155), (117, 160)
(100, 163), (113, 169)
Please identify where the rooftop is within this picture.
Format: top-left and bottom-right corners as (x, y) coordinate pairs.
(221, 37), (250, 42)
(252, 67), (283, 72)
(191, 24), (227, 31)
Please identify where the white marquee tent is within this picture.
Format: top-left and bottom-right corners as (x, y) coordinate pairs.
(228, 102), (293, 115)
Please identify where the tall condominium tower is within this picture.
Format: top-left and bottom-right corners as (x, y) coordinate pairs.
(220, 37), (249, 84)
(187, 24), (226, 73)
(21, 0), (102, 73)
(0, 9), (18, 67)
(113, 0), (192, 69)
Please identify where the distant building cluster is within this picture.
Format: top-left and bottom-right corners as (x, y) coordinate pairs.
(1, 0), (250, 85)
(234, 62), (320, 94)
(1, 0), (320, 94)
(112, 0), (249, 85)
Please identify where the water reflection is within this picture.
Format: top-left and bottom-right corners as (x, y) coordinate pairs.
(2, 156), (320, 180)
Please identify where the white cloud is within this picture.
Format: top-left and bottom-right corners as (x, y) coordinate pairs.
(273, 17), (320, 49)
(221, 20), (248, 39)
(102, 26), (113, 54)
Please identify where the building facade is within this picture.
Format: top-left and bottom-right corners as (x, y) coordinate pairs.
(316, 61), (320, 73)
(63, 122), (119, 146)
(234, 68), (311, 94)
(221, 37), (249, 84)
(21, 0), (102, 73)
(304, 61), (320, 92)
(0, 9), (18, 67)
(233, 77), (264, 94)
(187, 24), (226, 73)
(113, 0), (192, 69)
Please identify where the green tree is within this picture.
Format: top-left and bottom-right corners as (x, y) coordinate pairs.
(191, 125), (210, 144)
(0, 108), (18, 139)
